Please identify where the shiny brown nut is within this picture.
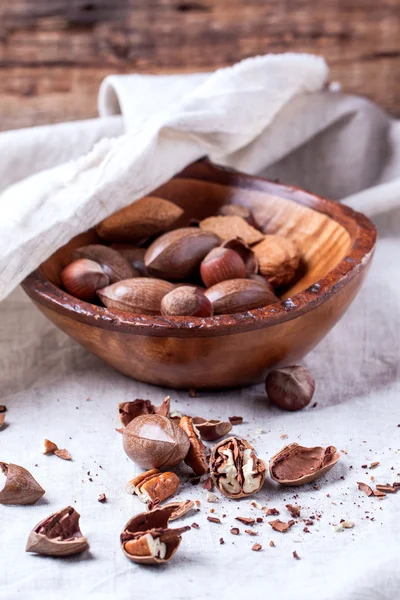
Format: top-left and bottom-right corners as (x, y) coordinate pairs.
(221, 238), (258, 275)
(179, 416), (208, 476)
(123, 414), (190, 469)
(110, 245), (149, 276)
(200, 215), (264, 246)
(26, 506), (89, 557)
(248, 273), (275, 292)
(210, 437), (266, 499)
(119, 396), (170, 428)
(219, 204), (258, 228)
(145, 228), (220, 281)
(60, 258), (109, 302)
(200, 247), (246, 288)
(72, 244), (137, 283)
(126, 469), (180, 504)
(98, 278), (175, 315)
(0, 462), (45, 506)
(96, 196), (184, 243)
(161, 286), (213, 317)
(121, 505), (190, 565)
(192, 417), (232, 441)
(265, 365), (315, 411)
(252, 235), (300, 287)
(204, 278), (279, 315)
(269, 443), (340, 486)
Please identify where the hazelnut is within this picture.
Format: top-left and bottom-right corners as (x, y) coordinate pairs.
(72, 244), (137, 283)
(122, 414), (190, 469)
(26, 506), (89, 557)
(121, 505), (190, 565)
(96, 196), (184, 243)
(265, 365), (315, 411)
(199, 216), (264, 246)
(200, 247), (246, 288)
(97, 278), (175, 315)
(0, 462), (45, 506)
(60, 258), (109, 302)
(204, 278), (279, 315)
(269, 443), (340, 486)
(161, 286), (213, 317)
(179, 416), (208, 475)
(220, 238), (258, 275)
(210, 437), (266, 499)
(252, 235), (300, 287)
(145, 228), (220, 281)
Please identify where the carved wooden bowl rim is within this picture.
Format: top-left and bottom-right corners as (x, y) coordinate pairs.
(22, 160), (377, 338)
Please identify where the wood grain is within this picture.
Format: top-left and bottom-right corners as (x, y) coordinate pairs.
(0, 0), (399, 130)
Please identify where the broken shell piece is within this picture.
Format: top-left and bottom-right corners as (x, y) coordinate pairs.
(118, 396), (171, 428)
(269, 443), (340, 486)
(126, 469), (180, 504)
(210, 436), (266, 499)
(179, 416), (208, 476)
(0, 414), (5, 429)
(269, 519), (295, 533)
(0, 462), (45, 506)
(41, 439), (59, 454)
(54, 449), (72, 461)
(192, 417), (232, 441)
(158, 500), (198, 521)
(121, 505), (190, 565)
(333, 520), (355, 532)
(26, 506), (89, 556)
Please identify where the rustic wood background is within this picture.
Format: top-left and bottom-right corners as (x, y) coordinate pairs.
(0, 0), (399, 131)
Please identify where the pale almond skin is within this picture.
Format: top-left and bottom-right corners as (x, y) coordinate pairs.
(96, 196), (184, 243)
(72, 244), (137, 283)
(253, 235), (301, 287)
(98, 278), (174, 315)
(200, 215), (264, 246)
(145, 228), (220, 280)
(204, 278), (279, 315)
(60, 258), (109, 302)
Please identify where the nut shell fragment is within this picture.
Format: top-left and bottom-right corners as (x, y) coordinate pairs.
(269, 443), (340, 486)
(121, 505), (190, 565)
(200, 216), (264, 246)
(118, 396), (170, 428)
(210, 436), (266, 499)
(26, 506), (89, 556)
(192, 417), (232, 441)
(0, 462), (45, 506)
(179, 416), (208, 476)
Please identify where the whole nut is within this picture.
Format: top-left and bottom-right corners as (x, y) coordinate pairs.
(221, 238), (258, 275)
(200, 247), (246, 288)
(98, 278), (175, 315)
(60, 258), (109, 302)
(145, 227), (220, 281)
(0, 462), (45, 506)
(253, 235), (300, 287)
(161, 286), (213, 317)
(72, 244), (137, 283)
(121, 505), (190, 565)
(265, 365), (315, 411)
(204, 278), (279, 315)
(179, 416), (208, 475)
(248, 273), (275, 293)
(200, 216), (264, 246)
(269, 443), (340, 486)
(219, 204), (258, 228)
(111, 245), (148, 276)
(26, 506), (89, 557)
(96, 196), (184, 243)
(123, 414), (190, 469)
(210, 437), (266, 499)
(126, 469), (180, 504)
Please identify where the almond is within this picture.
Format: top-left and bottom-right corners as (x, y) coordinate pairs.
(252, 235), (300, 287)
(199, 216), (264, 246)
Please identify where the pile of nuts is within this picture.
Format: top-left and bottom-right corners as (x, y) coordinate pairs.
(60, 196), (302, 316)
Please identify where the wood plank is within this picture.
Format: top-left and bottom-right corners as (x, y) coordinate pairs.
(0, 0), (399, 130)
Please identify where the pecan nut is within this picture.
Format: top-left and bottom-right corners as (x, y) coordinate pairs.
(210, 436), (266, 499)
(121, 505), (190, 565)
(126, 469), (180, 504)
(179, 416), (208, 476)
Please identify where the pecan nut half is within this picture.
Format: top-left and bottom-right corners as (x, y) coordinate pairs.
(26, 506), (89, 557)
(179, 416), (208, 476)
(210, 437), (266, 499)
(121, 505), (190, 565)
(126, 469), (180, 504)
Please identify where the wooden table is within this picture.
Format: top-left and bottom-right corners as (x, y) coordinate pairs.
(0, 0), (399, 131)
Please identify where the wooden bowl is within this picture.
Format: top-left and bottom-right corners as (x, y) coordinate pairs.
(22, 160), (376, 389)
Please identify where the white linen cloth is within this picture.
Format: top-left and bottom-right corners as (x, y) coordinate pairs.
(0, 53), (400, 600)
